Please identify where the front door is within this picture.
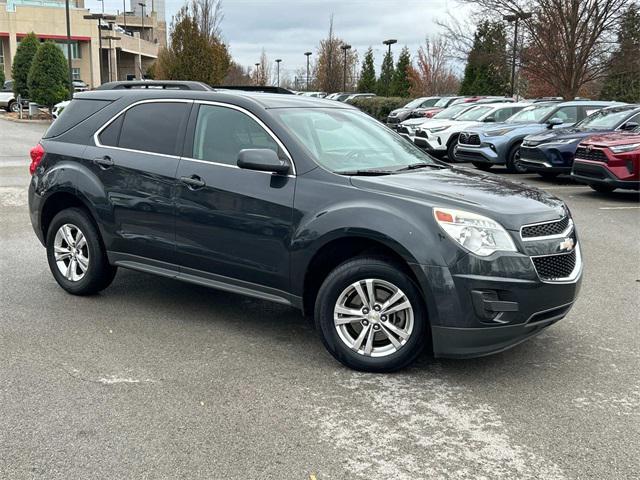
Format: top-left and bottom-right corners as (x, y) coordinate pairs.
(174, 103), (296, 292)
(84, 100), (192, 265)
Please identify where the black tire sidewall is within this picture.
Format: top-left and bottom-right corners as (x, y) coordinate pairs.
(507, 142), (526, 173)
(46, 208), (112, 295)
(315, 258), (428, 372)
(447, 136), (459, 162)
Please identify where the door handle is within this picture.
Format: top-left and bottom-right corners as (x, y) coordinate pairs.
(180, 175), (206, 190)
(93, 156), (114, 169)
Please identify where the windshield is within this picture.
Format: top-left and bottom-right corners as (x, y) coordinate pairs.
(433, 104), (472, 119)
(575, 108), (634, 130)
(404, 98), (426, 109)
(455, 106), (493, 121)
(274, 108), (441, 173)
(507, 104), (557, 123)
(434, 97), (454, 107)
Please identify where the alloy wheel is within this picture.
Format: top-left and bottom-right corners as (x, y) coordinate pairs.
(333, 278), (414, 357)
(53, 223), (89, 282)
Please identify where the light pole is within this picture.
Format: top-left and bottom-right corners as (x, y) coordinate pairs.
(503, 12), (531, 98)
(138, 2), (146, 41)
(340, 44), (351, 92)
(104, 34), (120, 82)
(123, 0), (127, 34)
(304, 51), (312, 91)
(64, 0), (73, 98)
(84, 13), (116, 85)
(255, 62), (260, 85)
(275, 58), (282, 87)
(382, 38), (397, 56)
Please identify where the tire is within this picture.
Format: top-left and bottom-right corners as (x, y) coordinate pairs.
(8, 101), (19, 113)
(46, 207), (117, 295)
(589, 183), (616, 193)
(472, 162), (492, 171)
(537, 172), (560, 179)
(506, 142), (527, 173)
(315, 256), (428, 372)
(446, 135), (459, 162)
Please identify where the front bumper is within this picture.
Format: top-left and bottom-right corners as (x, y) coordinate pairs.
(572, 159), (640, 190)
(417, 239), (582, 359)
(455, 143), (504, 164)
(519, 146), (573, 173)
(413, 133), (447, 152)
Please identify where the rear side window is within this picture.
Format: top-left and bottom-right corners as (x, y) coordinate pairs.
(98, 115), (124, 147)
(43, 99), (112, 139)
(554, 106), (578, 123)
(116, 102), (190, 156)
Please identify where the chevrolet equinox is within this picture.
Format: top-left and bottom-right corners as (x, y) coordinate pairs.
(28, 90), (583, 372)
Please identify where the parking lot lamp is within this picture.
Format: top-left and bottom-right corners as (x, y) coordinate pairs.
(382, 38), (397, 56)
(138, 2), (146, 41)
(65, 0), (73, 99)
(255, 62), (260, 85)
(104, 34), (120, 82)
(275, 59), (282, 87)
(503, 12), (532, 98)
(304, 51), (312, 91)
(83, 13), (116, 85)
(340, 44), (351, 92)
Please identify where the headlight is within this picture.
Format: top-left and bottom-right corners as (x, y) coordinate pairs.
(427, 125), (449, 133)
(539, 138), (578, 146)
(485, 128), (515, 136)
(610, 143), (640, 154)
(433, 208), (517, 256)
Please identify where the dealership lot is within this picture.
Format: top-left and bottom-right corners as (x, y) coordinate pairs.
(1, 118), (638, 479)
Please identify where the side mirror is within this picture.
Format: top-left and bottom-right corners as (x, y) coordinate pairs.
(484, 116), (496, 123)
(621, 122), (639, 131)
(547, 117), (563, 128)
(237, 149), (290, 174)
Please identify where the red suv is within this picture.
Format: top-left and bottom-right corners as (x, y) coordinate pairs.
(571, 130), (640, 193)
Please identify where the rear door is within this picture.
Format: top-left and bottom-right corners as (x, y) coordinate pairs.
(174, 102), (296, 293)
(84, 99), (192, 266)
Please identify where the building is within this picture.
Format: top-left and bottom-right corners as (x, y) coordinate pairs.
(0, 0), (166, 88)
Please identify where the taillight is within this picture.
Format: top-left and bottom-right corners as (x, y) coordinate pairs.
(29, 143), (44, 175)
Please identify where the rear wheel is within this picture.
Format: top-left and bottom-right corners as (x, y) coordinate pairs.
(8, 101), (19, 113)
(589, 183), (616, 193)
(506, 142), (527, 173)
(315, 256), (428, 372)
(46, 208), (117, 295)
(472, 162), (492, 171)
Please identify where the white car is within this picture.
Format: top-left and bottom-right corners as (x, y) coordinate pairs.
(52, 100), (71, 120)
(0, 80), (18, 112)
(413, 103), (528, 159)
(396, 103), (481, 142)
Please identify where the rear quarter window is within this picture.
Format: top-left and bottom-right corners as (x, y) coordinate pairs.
(43, 99), (112, 139)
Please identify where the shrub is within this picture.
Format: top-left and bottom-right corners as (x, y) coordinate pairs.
(0, 67), (5, 86)
(27, 41), (70, 111)
(11, 32), (39, 98)
(347, 96), (412, 122)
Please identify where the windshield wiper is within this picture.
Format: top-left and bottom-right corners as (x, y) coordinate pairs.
(395, 162), (446, 171)
(337, 169), (396, 176)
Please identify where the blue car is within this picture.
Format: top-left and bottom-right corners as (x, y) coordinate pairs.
(519, 105), (640, 177)
(455, 100), (619, 173)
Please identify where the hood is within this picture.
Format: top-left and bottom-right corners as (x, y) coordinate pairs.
(525, 127), (614, 145)
(581, 132), (640, 147)
(349, 167), (566, 230)
(416, 119), (456, 130)
(389, 108), (410, 117)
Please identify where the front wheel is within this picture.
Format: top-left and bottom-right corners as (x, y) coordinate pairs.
(589, 184), (616, 193)
(46, 207), (117, 295)
(506, 142), (527, 173)
(315, 256), (428, 372)
(8, 101), (19, 113)
(446, 135), (459, 162)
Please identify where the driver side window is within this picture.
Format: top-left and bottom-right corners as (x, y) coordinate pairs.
(555, 106), (578, 123)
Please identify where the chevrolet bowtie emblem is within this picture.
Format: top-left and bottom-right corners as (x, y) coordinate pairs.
(559, 237), (575, 252)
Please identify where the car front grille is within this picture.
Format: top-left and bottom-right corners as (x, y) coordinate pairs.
(532, 250), (577, 281)
(397, 126), (410, 135)
(459, 132), (481, 146)
(519, 147), (547, 162)
(521, 217), (570, 239)
(575, 147), (608, 162)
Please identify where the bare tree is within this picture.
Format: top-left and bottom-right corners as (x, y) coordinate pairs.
(314, 15), (358, 93)
(255, 49), (273, 86)
(188, 0), (224, 42)
(458, 0), (632, 99)
(408, 36), (460, 96)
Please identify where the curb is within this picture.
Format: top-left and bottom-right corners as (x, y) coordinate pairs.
(0, 115), (51, 124)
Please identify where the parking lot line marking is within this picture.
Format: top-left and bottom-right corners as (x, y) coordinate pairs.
(598, 206), (640, 210)
(309, 474), (318, 480)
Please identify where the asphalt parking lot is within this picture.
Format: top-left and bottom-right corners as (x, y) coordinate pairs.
(1, 117), (639, 480)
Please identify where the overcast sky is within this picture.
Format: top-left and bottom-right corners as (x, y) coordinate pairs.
(84, 0), (468, 77)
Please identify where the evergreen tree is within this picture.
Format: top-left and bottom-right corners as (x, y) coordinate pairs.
(357, 47), (376, 93)
(11, 32), (39, 98)
(600, 4), (640, 102)
(459, 20), (510, 96)
(27, 41), (70, 111)
(376, 50), (395, 96)
(390, 46), (411, 97)
(0, 67), (5, 86)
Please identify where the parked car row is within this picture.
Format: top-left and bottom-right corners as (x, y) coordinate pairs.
(0, 78), (89, 113)
(392, 97), (639, 192)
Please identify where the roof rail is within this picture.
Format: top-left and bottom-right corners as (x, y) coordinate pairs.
(212, 85), (295, 95)
(94, 80), (214, 91)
